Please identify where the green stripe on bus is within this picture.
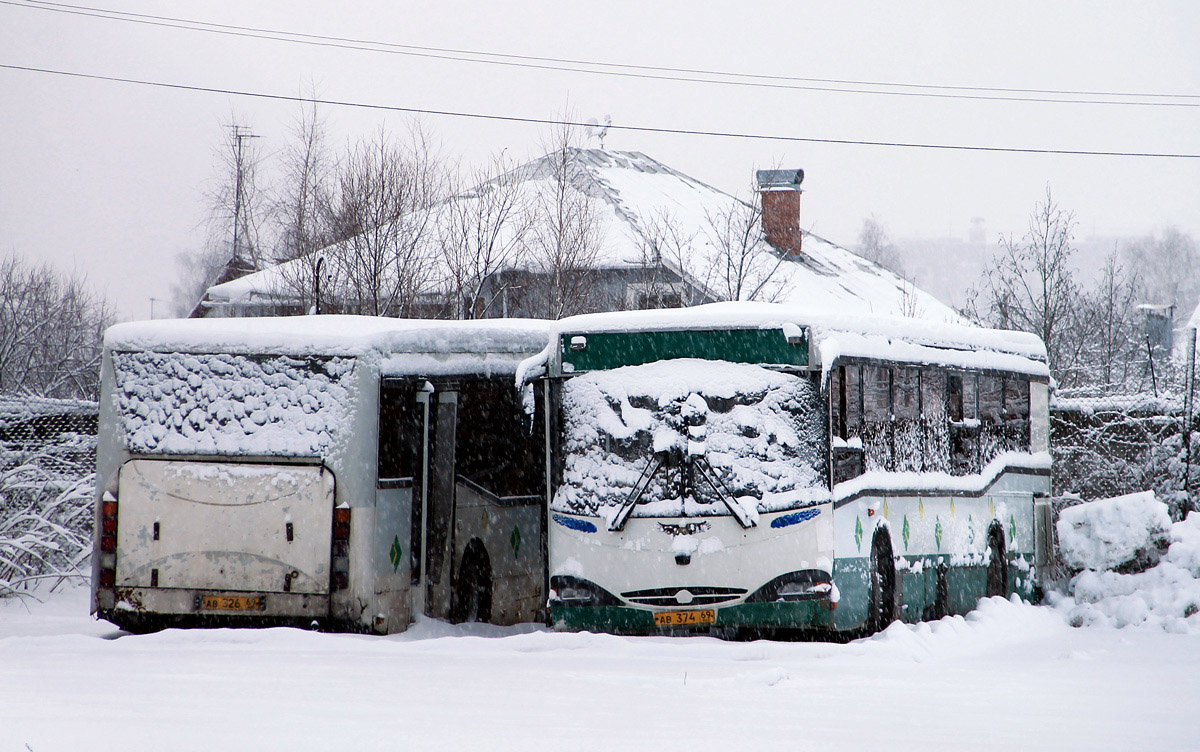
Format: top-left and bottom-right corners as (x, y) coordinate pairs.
(561, 328), (807, 372)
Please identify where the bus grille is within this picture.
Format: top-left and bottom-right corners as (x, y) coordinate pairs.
(621, 586), (747, 607)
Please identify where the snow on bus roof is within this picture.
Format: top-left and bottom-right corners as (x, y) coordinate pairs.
(553, 302), (1046, 360)
(105, 315), (552, 358)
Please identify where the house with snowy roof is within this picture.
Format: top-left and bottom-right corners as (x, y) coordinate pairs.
(194, 149), (961, 324)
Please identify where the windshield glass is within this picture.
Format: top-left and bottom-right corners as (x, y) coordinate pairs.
(554, 358), (827, 520)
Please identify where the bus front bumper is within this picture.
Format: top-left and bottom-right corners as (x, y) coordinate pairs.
(550, 600), (836, 634)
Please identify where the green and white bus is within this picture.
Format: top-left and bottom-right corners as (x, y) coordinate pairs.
(528, 303), (1052, 636)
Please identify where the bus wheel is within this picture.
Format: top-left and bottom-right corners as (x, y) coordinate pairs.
(451, 540), (492, 624)
(867, 532), (897, 634)
(985, 525), (1008, 598)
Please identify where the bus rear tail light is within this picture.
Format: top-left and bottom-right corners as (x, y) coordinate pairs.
(331, 506), (350, 591)
(99, 495), (119, 587)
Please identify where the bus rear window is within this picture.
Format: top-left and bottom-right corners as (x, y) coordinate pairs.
(112, 351), (353, 456)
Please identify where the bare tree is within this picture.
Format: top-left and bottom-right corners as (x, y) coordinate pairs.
(438, 153), (533, 318)
(526, 124), (606, 318)
(317, 126), (446, 316)
(967, 188), (1084, 382)
(697, 191), (790, 303)
(855, 215), (907, 277)
(273, 97), (332, 264)
(0, 253), (113, 400)
(1079, 252), (1142, 391)
(626, 209), (701, 309)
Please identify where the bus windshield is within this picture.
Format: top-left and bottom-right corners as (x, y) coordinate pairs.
(554, 358), (827, 520)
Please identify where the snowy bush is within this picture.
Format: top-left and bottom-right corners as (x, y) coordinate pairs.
(0, 396), (97, 598)
(1064, 515), (1200, 632)
(0, 438), (96, 598)
(1056, 491), (1172, 572)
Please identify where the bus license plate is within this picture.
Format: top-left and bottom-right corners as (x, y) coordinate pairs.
(198, 595), (264, 612)
(654, 609), (716, 627)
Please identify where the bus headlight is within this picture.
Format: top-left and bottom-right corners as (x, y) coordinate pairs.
(746, 570), (833, 603)
(549, 576), (621, 607)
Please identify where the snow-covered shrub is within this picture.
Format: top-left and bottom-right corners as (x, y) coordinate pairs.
(1056, 491), (1172, 573)
(1064, 514), (1200, 632)
(0, 434), (96, 597)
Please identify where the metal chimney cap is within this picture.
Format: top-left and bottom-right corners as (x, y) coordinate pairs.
(756, 168), (804, 188)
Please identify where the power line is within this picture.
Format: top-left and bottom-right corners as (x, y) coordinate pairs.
(9, 0), (1200, 108)
(3, 62), (1198, 159)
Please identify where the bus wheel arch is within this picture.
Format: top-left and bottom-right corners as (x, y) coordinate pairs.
(867, 528), (897, 633)
(451, 538), (493, 624)
(985, 522), (1008, 598)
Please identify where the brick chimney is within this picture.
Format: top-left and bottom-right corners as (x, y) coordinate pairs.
(756, 168), (804, 256)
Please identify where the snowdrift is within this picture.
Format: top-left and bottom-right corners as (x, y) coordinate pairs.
(1057, 492), (1200, 632)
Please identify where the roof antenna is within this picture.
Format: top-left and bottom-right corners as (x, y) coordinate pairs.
(584, 115), (611, 150)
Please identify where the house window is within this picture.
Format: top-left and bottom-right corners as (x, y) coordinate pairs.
(626, 282), (685, 310)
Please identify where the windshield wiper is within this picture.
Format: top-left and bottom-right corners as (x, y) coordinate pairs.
(693, 456), (756, 529)
(607, 454), (665, 532)
(607, 450), (756, 531)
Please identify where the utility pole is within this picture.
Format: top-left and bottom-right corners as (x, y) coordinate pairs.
(229, 124), (261, 265)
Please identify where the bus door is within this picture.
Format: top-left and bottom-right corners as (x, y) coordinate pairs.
(378, 380), (458, 621)
(423, 389), (459, 619)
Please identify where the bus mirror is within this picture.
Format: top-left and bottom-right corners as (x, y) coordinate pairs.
(782, 323), (805, 346)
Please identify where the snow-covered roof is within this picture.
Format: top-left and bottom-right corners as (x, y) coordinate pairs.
(105, 316), (551, 358)
(203, 149), (961, 324)
(555, 302), (1044, 359)
(532, 302), (1048, 379)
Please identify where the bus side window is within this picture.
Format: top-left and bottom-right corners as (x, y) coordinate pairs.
(830, 366), (844, 439)
(830, 364), (864, 485)
(892, 367), (921, 472)
(378, 382), (418, 481)
(457, 381), (529, 498)
(947, 373), (963, 422)
(845, 364), (863, 437)
(962, 372), (978, 422)
(948, 372), (980, 475)
(978, 374), (1004, 465)
(1003, 377), (1031, 451)
(922, 368), (949, 473)
(862, 364), (893, 472)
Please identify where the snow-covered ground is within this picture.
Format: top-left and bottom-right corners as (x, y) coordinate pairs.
(2, 582), (1197, 752)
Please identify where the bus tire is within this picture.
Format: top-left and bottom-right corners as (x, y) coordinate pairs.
(451, 540), (492, 624)
(985, 524), (1008, 598)
(867, 532), (897, 634)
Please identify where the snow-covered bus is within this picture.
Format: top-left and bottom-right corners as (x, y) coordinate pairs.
(527, 303), (1051, 636)
(91, 316), (550, 633)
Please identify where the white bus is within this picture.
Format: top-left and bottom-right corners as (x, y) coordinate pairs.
(91, 316), (550, 633)
(528, 303), (1052, 636)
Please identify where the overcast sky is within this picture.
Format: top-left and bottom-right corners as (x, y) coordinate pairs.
(2, 0), (1198, 321)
